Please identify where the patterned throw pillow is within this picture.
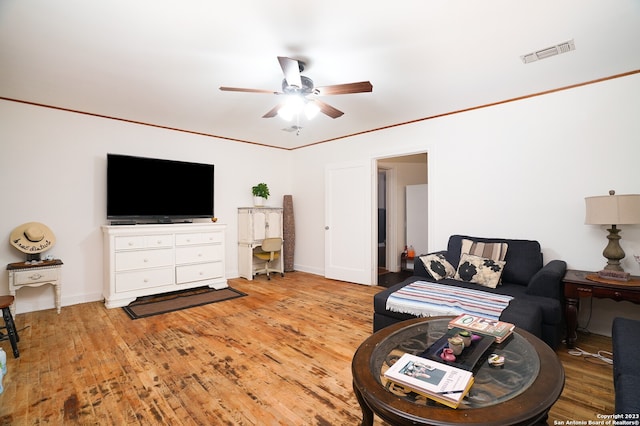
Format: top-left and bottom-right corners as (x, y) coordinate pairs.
(419, 253), (456, 281)
(454, 253), (506, 289)
(460, 239), (508, 284)
(460, 239), (508, 262)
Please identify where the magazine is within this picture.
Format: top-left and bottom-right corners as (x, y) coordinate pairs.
(448, 314), (515, 343)
(383, 353), (474, 408)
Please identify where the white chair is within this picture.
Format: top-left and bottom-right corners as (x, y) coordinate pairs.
(253, 238), (284, 280)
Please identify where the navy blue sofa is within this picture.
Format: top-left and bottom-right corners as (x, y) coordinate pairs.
(374, 235), (567, 348)
(612, 317), (640, 415)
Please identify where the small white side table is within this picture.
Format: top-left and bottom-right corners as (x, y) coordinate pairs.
(7, 259), (63, 315)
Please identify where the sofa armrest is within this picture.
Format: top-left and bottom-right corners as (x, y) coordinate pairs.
(413, 250), (447, 279)
(525, 260), (567, 300)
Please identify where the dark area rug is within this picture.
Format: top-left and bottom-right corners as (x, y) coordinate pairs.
(123, 286), (247, 319)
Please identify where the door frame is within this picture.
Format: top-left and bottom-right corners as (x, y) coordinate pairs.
(374, 150), (429, 279)
(377, 166), (399, 273)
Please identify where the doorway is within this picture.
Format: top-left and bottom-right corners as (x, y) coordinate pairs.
(376, 153), (428, 287)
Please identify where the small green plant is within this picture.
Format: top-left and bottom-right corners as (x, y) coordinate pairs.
(251, 183), (270, 199)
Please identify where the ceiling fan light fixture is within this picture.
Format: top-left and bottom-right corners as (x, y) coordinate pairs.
(304, 101), (320, 119)
(278, 95), (321, 121)
(277, 107), (294, 121)
(222, 56), (372, 122)
(277, 95), (304, 121)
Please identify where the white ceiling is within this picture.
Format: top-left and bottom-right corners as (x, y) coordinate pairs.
(1, 0), (639, 150)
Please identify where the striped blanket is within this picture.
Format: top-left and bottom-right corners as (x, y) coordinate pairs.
(385, 281), (513, 321)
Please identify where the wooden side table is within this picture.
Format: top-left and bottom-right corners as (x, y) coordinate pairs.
(563, 269), (640, 348)
(7, 259), (63, 316)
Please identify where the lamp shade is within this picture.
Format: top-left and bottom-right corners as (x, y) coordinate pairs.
(585, 193), (640, 225)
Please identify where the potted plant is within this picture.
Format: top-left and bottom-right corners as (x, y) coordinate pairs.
(252, 183), (270, 206)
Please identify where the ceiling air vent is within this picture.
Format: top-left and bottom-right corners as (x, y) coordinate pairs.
(521, 39), (575, 64)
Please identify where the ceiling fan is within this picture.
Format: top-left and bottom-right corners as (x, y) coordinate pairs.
(219, 56), (372, 120)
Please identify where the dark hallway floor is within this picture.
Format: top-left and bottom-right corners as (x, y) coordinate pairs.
(377, 270), (412, 288)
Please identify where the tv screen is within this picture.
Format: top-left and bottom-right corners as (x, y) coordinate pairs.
(107, 154), (214, 223)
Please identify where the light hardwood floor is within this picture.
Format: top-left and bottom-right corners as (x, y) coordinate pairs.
(0, 272), (614, 425)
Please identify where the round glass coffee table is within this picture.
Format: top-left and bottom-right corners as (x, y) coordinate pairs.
(352, 316), (564, 426)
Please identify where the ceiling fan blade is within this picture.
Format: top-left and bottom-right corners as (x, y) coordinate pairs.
(315, 81), (373, 95)
(277, 56), (302, 88)
(219, 86), (277, 94)
(312, 99), (344, 119)
(262, 103), (283, 118)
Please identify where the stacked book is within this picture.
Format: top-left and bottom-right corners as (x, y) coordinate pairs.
(448, 314), (515, 343)
(383, 353), (474, 408)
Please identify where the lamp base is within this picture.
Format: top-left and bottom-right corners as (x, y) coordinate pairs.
(602, 225), (625, 272)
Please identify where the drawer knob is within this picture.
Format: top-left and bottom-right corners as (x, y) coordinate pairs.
(143, 259), (148, 263)
(128, 242), (134, 246)
(144, 279), (148, 283)
(29, 273), (43, 280)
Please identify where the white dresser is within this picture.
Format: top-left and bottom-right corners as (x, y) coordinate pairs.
(237, 207), (283, 280)
(102, 223), (227, 308)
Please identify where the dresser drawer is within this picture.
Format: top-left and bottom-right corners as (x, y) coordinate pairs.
(115, 267), (175, 293)
(115, 249), (173, 271)
(175, 245), (222, 265)
(13, 267), (60, 286)
(175, 232), (222, 246)
(176, 262), (223, 284)
(592, 286), (640, 303)
(115, 234), (173, 250)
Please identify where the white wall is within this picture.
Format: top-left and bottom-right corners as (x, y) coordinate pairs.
(291, 73), (640, 336)
(0, 101), (292, 313)
(2, 73), (639, 336)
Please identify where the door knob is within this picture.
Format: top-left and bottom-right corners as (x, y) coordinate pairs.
(325, 226), (329, 230)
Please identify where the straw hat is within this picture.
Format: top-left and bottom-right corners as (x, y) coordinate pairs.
(9, 222), (56, 253)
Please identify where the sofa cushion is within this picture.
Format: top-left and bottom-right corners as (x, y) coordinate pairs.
(374, 277), (425, 321)
(612, 317), (640, 415)
(614, 374), (640, 415)
(499, 300), (542, 339)
(419, 253), (455, 280)
(612, 317), (640, 379)
(454, 253), (505, 288)
(447, 235), (543, 286)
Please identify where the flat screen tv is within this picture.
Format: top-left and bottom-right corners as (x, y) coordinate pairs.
(107, 153), (214, 223)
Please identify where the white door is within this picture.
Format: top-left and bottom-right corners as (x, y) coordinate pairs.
(325, 160), (373, 285)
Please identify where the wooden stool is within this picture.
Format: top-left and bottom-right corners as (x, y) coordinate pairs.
(0, 296), (20, 358)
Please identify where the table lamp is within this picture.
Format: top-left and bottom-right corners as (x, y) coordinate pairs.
(585, 190), (640, 276)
